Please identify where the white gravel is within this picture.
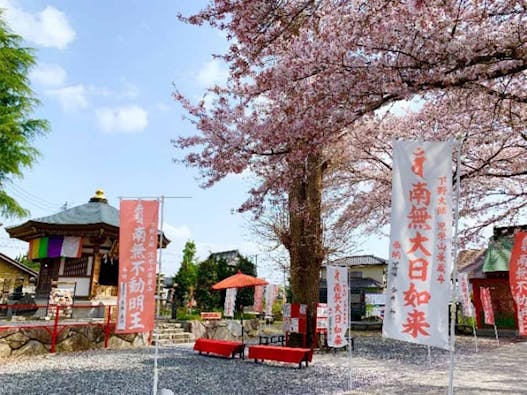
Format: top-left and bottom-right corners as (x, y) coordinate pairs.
(0, 333), (525, 395)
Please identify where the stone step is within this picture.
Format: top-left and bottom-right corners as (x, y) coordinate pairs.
(153, 332), (195, 345)
(155, 328), (185, 335)
(156, 332), (193, 340)
(157, 322), (183, 329)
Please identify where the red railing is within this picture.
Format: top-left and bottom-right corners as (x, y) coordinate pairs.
(0, 303), (116, 353)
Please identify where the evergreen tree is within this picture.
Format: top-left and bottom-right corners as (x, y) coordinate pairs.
(194, 257), (220, 311)
(234, 255), (256, 309)
(172, 240), (198, 308)
(0, 13), (49, 218)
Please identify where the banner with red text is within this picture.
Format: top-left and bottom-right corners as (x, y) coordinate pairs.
(224, 287), (237, 317)
(253, 285), (265, 313)
(480, 287), (495, 325)
(458, 273), (474, 318)
(509, 232), (527, 335)
(116, 200), (159, 333)
(264, 284), (278, 318)
(327, 265), (349, 348)
(383, 140), (454, 350)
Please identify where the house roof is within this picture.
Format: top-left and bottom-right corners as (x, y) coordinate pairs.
(208, 250), (241, 265)
(326, 255), (388, 267)
(458, 248), (487, 279)
(0, 252), (38, 278)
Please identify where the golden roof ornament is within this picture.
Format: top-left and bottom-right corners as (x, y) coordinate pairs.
(89, 189), (108, 203)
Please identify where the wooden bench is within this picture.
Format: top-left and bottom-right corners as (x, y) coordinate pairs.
(200, 312), (222, 320)
(248, 345), (313, 368)
(193, 338), (245, 359)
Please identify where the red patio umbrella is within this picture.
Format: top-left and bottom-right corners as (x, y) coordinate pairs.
(211, 270), (268, 344)
(212, 270), (268, 290)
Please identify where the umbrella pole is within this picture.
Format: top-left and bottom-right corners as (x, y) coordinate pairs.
(240, 303), (244, 344)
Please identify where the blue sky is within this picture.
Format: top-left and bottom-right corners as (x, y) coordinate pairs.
(0, 0), (389, 283)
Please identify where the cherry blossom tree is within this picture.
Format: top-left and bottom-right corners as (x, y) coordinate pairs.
(174, 0), (527, 345)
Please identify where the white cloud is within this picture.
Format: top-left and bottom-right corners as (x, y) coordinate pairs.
(95, 105), (148, 133)
(30, 63), (67, 87)
(197, 59), (229, 87)
(47, 84), (88, 111)
(0, 0), (76, 49)
(163, 223), (192, 241)
(156, 102), (171, 112)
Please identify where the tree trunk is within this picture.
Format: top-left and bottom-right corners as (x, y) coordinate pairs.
(288, 152), (324, 348)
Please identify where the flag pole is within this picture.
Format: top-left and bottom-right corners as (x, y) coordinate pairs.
(153, 195), (164, 395)
(448, 136), (464, 395)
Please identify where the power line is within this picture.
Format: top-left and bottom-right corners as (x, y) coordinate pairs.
(4, 183), (63, 212)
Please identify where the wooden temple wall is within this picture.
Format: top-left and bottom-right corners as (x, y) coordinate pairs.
(37, 237), (118, 300)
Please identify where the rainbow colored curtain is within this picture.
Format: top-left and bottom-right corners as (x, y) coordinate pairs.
(28, 236), (83, 260)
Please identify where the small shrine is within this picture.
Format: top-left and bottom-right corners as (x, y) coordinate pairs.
(6, 190), (169, 307)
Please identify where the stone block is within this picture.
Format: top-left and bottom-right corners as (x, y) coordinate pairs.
(56, 333), (93, 353)
(0, 342), (11, 358)
(107, 335), (133, 349)
(11, 340), (47, 357)
(4, 332), (30, 350)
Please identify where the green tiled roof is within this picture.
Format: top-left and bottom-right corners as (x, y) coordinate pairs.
(32, 201), (119, 227)
(482, 236), (513, 272)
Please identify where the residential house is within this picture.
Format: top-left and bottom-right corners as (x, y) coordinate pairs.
(0, 252), (38, 303)
(320, 255), (388, 320)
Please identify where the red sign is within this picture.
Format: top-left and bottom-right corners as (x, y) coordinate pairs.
(480, 287), (495, 326)
(509, 232), (527, 335)
(116, 200), (159, 333)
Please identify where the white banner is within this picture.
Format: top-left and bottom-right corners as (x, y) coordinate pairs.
(264, 284), (278, 318)
(327, 265), (349, 348)
(383, 140), (454, 350)
(458, 273), (475, 318)
(224, 288), (237, 318)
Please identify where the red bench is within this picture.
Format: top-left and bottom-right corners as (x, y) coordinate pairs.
(193, 338), (245, 359)
(248, 345), (313, 368)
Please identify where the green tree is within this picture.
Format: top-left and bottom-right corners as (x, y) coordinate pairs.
(15, 254), (39, 272)
(194, 257), (220, 311)
(234, 255), (256, 309)
(0, 13), (49, 218)
(172, 240), (198, 307)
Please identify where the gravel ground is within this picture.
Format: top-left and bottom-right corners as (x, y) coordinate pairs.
(0, 332), (525, 395)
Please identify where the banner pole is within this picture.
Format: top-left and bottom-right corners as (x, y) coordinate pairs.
(427, 345), (432, 368)
(493, 322), (500, 346)
(448, 137), (464, 395)
(348, 269), (352, 392)
(470, 303), (479, 352)
(153, 196), (165, 395)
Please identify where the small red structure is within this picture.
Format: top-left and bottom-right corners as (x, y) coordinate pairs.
(283, 302), (307, 347)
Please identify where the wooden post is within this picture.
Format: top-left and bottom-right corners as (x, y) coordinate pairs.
(90, 252), (102, 298)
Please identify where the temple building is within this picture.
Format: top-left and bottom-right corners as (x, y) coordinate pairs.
(458, 224), (527, 332)
(6, 190), (169, 307)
